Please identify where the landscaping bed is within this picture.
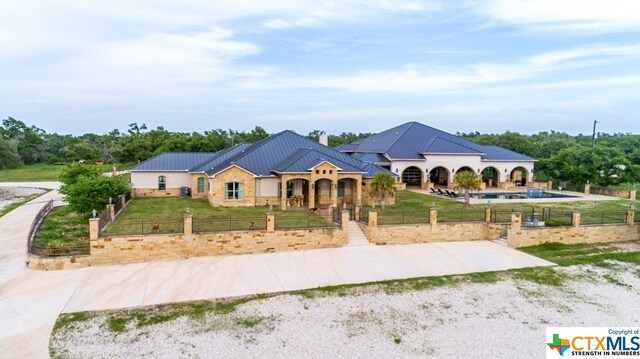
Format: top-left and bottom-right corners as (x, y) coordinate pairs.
(33, 206), (89, 256)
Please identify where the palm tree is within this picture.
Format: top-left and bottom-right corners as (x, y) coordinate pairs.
(454, 171), (482, 207)
(370, 172), (396, 209)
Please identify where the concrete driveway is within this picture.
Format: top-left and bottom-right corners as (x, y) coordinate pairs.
(0, 182), (552, 358)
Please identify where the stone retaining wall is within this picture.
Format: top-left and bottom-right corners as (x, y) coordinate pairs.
(27, 227), (345, 270)
(359, 221), (507, 245)
(507, 224), (639, 248)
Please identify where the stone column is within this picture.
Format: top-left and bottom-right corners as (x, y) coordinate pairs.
(330, 181), (338, 210)
(630, 190), (637, 201)
(368, 211), (377, 228)
(511, 212), (521, 230)
(485, 207), (492, 223)
(356, 180), (362, 208)
(280, 180), (287, 211)
(547, 180), (553, 190)
(584, 184), (591, 195)
(266, 213), (275, 232)
(626, 209), (635, 226)
(572, 211), (581, 228)
(112, 166), (117, 176)
(107, 204), (115, 221)
(118, 194), (126, 209)
(89, 218), (100, 240)
(354, 206), (361, 221)
(430, 207), (438, 230)
(183, 214), (192, 236)
(341, 210), (350, 231)
(308, 182), (315, 209)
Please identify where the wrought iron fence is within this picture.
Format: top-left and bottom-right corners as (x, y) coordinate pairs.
(491, 209), (513, 223)
(97, 207), (111, 233)
(31, 239), (90, 257)
(377, 212), (430, 225)
(27, 200), (53, 253)
(104, 219), (184, 236)
(332, 209), (342, 225)
(579, 210), (628, 225)
(438, 209), (486, 223)
(193, 216), (267, 232)
(360, 210), (369, 224)
(275, 214), (335, 230)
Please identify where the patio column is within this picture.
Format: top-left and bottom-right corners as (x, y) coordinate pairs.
(330, 180), (338, 208)
(280, 179), (287, 210)
(356, 179), (362, 207)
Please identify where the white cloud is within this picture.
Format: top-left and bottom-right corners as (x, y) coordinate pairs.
(474, 0), (640, 33)
(305, 44), (640, 93)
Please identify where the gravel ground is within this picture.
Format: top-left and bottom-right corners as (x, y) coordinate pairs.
(0, 187), (44, 211)
(50, 262), (640, 359)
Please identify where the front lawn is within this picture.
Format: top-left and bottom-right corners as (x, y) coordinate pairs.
(104, 197), (335, 235)
(367, 190), (638, 225)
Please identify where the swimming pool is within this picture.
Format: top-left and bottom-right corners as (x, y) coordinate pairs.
(469, 189), (577, 200)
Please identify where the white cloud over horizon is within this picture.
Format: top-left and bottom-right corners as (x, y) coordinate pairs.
(1, 1), (640, 135)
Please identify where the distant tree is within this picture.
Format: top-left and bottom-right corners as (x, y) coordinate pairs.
(370, 172), (397, 209)
(64, 176), (129, 217)
(0, 138), (22, 168)
(453, 171), (482, 207)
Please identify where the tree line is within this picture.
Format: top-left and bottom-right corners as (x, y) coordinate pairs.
(1, 116), (638, 187)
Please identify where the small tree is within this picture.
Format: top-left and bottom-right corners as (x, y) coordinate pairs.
(64, 176), (130, 217)
(370, 172), (396, 209)
(454, 171), (482, 207)
(59, 163), (102, 195)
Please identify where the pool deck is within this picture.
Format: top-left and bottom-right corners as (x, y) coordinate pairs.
(408, 188), (622, 205)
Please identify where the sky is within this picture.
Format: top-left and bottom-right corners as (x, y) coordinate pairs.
(1, 0), (640, 136)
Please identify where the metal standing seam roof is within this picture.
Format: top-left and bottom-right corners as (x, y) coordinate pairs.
(129, 152), (218, 171)
(189, 143), (252, 173)
(353, 152), (391, 163)
(208, 130), (390, 177)
(339, 121), (535, 161)
(272, 148), (366, 173)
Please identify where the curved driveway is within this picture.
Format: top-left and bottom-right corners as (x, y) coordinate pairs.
(0, 182), (552, 359)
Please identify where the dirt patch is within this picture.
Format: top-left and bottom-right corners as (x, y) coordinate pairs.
(0, 187), (45, 211)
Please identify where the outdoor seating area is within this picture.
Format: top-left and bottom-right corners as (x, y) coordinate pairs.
(430, 187), (463, 198)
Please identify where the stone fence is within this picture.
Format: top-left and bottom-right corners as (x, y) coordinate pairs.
(27, 211), (349, 270)
(507, 209), (637, 248)
(360, 207), (508, 245)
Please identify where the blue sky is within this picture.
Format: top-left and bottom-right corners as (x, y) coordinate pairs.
(1, 0), (640, 136)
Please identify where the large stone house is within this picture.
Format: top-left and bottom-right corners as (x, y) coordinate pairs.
(129, 130), (396, 210)
(337, 122), (536, 189)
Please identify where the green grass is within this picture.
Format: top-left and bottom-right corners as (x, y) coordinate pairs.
(33, 206), (89, 256)
(0, 162), (133, 182)
(366, 190), (639, 225)
(519, 242), (640, 266)
(54, 312), (90, 330)
(0, 189), (49, 218)
(236, 317), (264, 328)
(104, 197), (335, 235)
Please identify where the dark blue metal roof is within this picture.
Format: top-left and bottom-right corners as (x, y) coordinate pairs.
(360, 162), (399, 178)
(130, 152), (218, 171)
(210, 130), (378, 176)
(191, 143), (252, 173)
(422, 136), (483, 154)
(339, 122), (535, 161)
(353, 152), (390, 163)
(272, 149), (365, 173)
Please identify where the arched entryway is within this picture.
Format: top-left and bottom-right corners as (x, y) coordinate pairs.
(283, 178), (309, 208)
(456, 166), (475, 174)
(510, 167), (528, 186)
(429, 167), (450, 186)
(481, 167), (500, 187)
(401, 166), (422, 186)
(337, 178), (359, 206)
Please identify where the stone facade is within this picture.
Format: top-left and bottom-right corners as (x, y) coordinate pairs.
(209, 165), (256, 207)
(133, 188), (181, 198)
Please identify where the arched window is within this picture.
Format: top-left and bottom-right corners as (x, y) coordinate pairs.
(225, 182), (244, 200)
(197, 177), (205, 193)
(158, 175), (166, 190)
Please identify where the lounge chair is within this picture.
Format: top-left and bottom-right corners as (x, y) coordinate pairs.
(445, 190), (456, 197)
(430, 188), (438, 194)
(436, 189), (447, 196)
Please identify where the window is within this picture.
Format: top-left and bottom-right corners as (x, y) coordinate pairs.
(278, 182), (295, 198)
(158, 175), (166, 190)
(197, 177), (205, 193)
(225, 182), (244, 200)
(337, 181), (346, 197)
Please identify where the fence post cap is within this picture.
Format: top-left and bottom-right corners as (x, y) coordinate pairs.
(628, 202), (636, 211)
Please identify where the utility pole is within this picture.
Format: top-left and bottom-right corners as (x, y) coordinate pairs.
(591, 120), (598, 148)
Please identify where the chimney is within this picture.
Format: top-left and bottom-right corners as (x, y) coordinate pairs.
(319, 132), (328, 146)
